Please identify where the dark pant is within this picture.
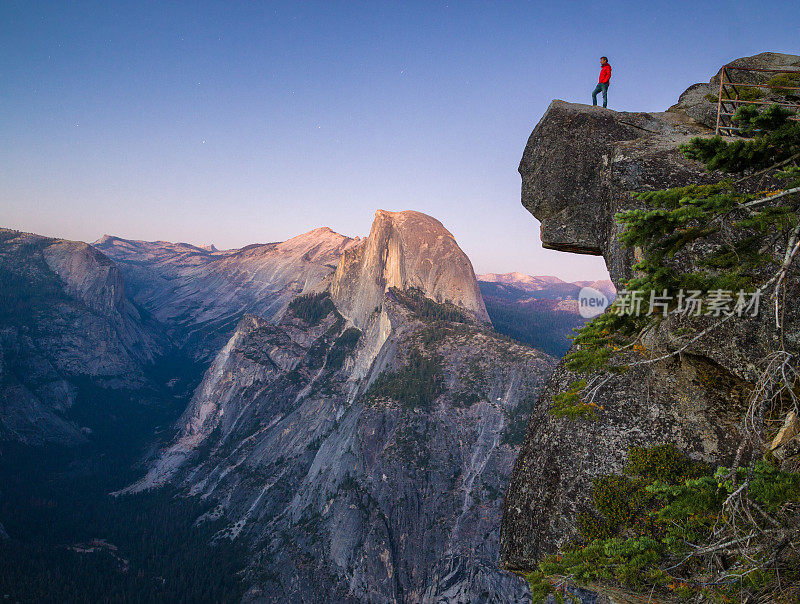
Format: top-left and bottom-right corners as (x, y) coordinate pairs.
(592, 82), (609, 107)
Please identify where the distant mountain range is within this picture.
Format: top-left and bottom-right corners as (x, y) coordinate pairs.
(0, 229), (173, 446)
(479, 272), (615, 300)
(477, 272), (615, 356)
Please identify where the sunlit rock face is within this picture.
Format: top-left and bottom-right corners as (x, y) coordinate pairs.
(95, 227), (361, 362)
(329, 209), (490, 329)
(125, 210), (554, 602)
(501, 53), (800, 577)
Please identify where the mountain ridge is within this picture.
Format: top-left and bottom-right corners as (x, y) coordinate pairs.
(95, 226), (361, 362)
(0, 228), (173, 445)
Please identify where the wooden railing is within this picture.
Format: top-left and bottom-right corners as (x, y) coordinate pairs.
(715, 65), (800, 136)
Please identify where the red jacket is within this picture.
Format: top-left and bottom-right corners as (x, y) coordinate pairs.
(599, 63), (612, 84)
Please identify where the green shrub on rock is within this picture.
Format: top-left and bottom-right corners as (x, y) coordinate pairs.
(362, 348), (445, 409)
(531, 445), (800, 603)
(287, 292), (337, 325)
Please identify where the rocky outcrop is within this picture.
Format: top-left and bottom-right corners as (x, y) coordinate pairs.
(516, 52), (800, 284)
(127, 211), (553, 602)
(95, 227), (360, 362)
(0, 229), (170, 445)
(501, 54), (800, 572)
(518, 99), (720, 282)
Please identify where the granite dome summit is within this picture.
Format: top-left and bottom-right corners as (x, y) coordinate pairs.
(329, 209), (490, 328)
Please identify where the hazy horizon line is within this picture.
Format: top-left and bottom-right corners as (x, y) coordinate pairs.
(2, 218), (611, 284)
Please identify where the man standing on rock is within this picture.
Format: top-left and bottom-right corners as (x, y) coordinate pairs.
(592, 56), (612, 108)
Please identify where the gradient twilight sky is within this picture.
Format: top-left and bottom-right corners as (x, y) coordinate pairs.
(1, 2), (798, 281)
